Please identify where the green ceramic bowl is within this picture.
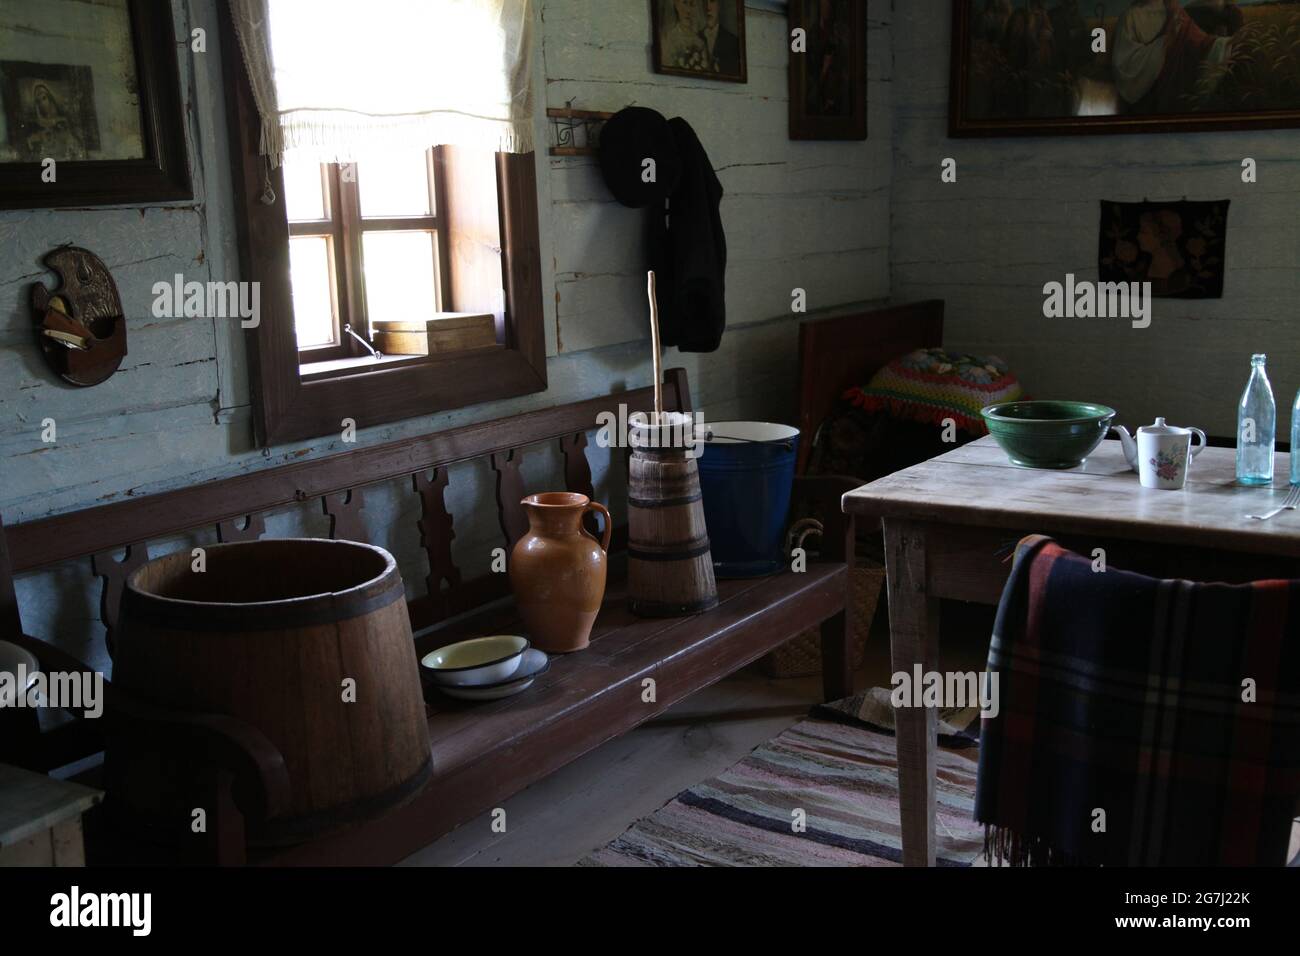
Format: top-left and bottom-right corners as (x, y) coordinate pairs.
(980, 401), (1116, 469)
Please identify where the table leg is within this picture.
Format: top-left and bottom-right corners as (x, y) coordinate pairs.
(883, 517), (939, 867)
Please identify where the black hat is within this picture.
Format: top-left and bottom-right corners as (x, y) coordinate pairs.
(598, 107), (682, 208)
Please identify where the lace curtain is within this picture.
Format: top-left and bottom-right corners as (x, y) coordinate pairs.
(229, 0), (535, 166)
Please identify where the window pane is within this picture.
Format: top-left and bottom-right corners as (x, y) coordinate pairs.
(363, 231), (437, 321)
(358, 152), (432, 218)
(283, 155), (326, 222)
(289, 236), (336, 347)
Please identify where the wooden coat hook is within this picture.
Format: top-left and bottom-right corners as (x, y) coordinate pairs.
(547, 107), (614, 156)
(31, 246), (127, 387)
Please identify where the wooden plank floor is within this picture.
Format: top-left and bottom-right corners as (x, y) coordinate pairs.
(401, 667), (829, 866)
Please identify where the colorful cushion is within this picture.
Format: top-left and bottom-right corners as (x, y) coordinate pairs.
(843, 348), (1023, 434)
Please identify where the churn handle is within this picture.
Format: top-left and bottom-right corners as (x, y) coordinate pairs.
(584, 501), (612, 551)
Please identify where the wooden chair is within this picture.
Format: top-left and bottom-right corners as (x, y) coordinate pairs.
(977, 536), (1300, 867)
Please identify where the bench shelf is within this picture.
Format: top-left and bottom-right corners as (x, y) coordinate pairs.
(265, 567), (846, 865)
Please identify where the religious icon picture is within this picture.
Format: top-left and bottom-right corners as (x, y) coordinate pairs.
(788, 0), (868, 139)
(951, 0), (1300, 136)
(2, 64), (106, 162)
(0, 0), (189, 208)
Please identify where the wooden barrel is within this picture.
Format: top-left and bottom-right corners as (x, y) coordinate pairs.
(627, 440), (719, 617)
(110, 539), (431, 846)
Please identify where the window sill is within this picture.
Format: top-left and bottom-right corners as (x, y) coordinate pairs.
(299, 352), (430, 382)
(298, 344), (505, 383)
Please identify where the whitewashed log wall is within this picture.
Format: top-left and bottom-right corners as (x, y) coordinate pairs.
(0, 0), (891, 661)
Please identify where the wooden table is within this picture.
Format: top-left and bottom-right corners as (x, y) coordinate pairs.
(842, 436), (1300, 867)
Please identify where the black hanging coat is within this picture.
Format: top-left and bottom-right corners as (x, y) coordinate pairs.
(649, 118), (726, 353)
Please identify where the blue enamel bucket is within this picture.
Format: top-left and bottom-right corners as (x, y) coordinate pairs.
(697, 422), (800, 578)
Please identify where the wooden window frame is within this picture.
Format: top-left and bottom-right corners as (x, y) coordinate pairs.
(220, 10), (547, 446)
(284, 162), (351, 361)
(289, 153), (453, 363)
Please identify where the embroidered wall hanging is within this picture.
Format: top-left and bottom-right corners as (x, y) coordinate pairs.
(1099, 199), (1229, 299)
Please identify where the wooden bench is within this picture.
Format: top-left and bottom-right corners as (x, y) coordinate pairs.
(0, 368), (853, 865)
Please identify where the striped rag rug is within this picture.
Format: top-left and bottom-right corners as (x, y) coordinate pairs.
(580, 712), (984, 867)
(977, 535), (1300, 866)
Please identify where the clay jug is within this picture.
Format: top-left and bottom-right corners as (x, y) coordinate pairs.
(509, 492), (612, 653)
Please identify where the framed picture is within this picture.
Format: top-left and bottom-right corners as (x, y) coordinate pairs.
(1099, 199), (1229, 299)
(951, 0), (1300, 138)
(788, 0), (867, 140)
(651, 0), (748, 83)
(0, 0), (189, 208)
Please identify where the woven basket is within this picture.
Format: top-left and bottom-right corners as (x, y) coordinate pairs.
(759, 558), (884, 679)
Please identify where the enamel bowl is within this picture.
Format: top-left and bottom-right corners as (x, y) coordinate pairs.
(981, 401), (1116, 470)
(435, 649), (551, 702)
(421, 635), (529, 687)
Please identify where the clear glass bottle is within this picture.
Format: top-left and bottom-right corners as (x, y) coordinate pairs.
(1291, 388), (1300, 485)
(1237, 353), (1275, 486)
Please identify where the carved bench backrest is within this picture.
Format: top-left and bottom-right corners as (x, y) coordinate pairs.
(1, 370), (691, 654)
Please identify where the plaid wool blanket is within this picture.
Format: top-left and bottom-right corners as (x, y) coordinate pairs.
(975, 535), (1300, 866)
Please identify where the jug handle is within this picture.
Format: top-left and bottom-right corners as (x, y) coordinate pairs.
(584, 501), (612, 551)
(1189, 427), (1208, 460)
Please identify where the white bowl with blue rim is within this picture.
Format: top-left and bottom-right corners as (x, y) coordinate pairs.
(421, 635), (529, 687)
(435, 648), (550, 701)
